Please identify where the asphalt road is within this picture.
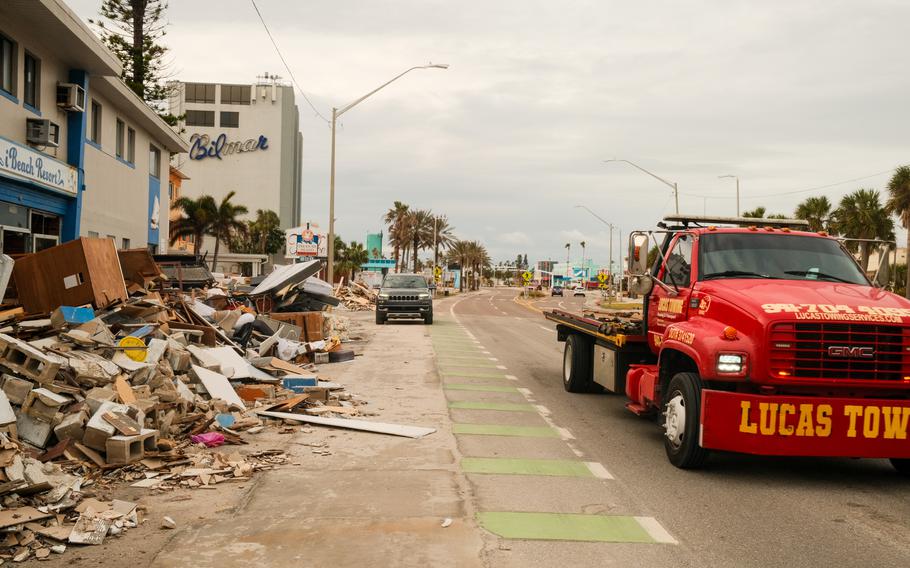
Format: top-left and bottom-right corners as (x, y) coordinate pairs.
(441, 287), (910, 568)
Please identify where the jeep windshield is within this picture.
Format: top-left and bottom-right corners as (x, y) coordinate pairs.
(698, 233), (869, 285)
(383, 275), (428, 289)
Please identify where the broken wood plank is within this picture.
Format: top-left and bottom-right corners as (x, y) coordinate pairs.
(0, 506), (53, 529)
(101, 412), (141, 436)
(268, 394), (309, 412)
(113, 375), (136, 404)
(255, 410), (436, 439)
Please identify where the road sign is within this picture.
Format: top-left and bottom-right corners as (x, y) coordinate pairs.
(597, 272), (608, 283)
(522, 271), (533, 283)
(598, 282), (609, 290)
(434, 266), (443, 277)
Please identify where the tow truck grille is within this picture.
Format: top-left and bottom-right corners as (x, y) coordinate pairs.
(769, 322), (909, 382)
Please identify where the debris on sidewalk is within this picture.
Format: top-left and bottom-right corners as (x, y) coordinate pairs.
(0, 238), (408, 561)
(333, 279), (377, 311)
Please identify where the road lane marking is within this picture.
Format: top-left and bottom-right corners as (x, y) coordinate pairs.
(440, 371), (509, 379)
(495, 365), (507, 370)
(452, 424), (560, 438)
(438, 362), (500, 369)
(488, 357), (499, 361)
(444, 384), (519, 393)
(585, 462), (614, 480)
(461, 458), (599, 477)
(436, 356), (495, 362)
(448, 401), (537, 412)
(477, 512), (658, 543)
(538, 325), (556, 333)
(516, 387), (533, 396)
(634, 517), (678, 544)
(504, 374), (518, 381)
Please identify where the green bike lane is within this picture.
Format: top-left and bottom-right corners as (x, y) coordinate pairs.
(430, 304), (679, 565)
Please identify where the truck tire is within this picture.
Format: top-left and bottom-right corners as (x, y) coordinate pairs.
(890, 458), (910, 476)
(375, 311), (386, 325)
(424, 311), (434, 325)
(663, 372), (710, 469)
(563, 334), (593, 393)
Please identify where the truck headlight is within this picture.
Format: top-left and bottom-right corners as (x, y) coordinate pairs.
(717, 353), (744, 374)
(418, 293), (430, 299)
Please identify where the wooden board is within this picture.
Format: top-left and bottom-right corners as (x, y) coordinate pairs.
(256, 410), (436, 438)
(0, 506), (53, 529)
(102, 412), (141, 436)
(113, 376), (136, 404)
(268, 358), (310, 375)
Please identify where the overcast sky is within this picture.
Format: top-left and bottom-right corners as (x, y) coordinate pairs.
(69, 0), (910, 267)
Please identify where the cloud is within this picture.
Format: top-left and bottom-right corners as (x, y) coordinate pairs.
(498, 231), (532, 245)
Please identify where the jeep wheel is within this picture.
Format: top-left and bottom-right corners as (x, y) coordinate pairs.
(663, 372), (710, 469)
(424, 312), (434, 325)
(375, 311), (386, 325)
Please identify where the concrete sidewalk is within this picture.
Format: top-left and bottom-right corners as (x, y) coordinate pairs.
(150, 310), (485, 567)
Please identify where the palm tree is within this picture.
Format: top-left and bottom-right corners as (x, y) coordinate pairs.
(467, 241), (491, 290)
(170, 194), (216, 256)
(885, 166), (910, 298)
(742, 206), (766, 218)
(405, 209), (435, 272)
(431, 215), (456, 269)
(248, 209), (282, 255)
(208, 191), (249, 271)
(383, 201), (410, 273)
(580, 240), (586, 280)
(795, 196), (833, 233)
(340, 240), (369, 281)
(831, 188), (895, 271)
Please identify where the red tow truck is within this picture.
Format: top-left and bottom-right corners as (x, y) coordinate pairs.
(545, 215), (910, 472)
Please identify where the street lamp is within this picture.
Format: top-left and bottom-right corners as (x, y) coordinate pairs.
(575, 205), (614, 282)
(326, 63), (449, 283)
(604, 159), (679, 214)
(719, 174), (740, 217)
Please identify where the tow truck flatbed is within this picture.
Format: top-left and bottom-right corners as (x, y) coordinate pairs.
(544, 309), (646, 348)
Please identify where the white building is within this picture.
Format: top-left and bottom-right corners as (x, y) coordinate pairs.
(0, 0), (187, 255)
(168, 77), (303, 265)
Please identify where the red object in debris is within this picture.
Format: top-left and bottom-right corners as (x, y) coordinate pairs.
(190, 432), (225, 447)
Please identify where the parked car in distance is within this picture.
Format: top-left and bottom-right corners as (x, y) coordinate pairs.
(551, 286), (564, 296)
(375, 273), (434, 325)
(572, 285), (586, 297)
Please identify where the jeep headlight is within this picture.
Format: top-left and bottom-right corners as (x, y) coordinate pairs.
(378, 293), (389, 300)
(717, 353), (743, 374)
(418, 292), (430, 299)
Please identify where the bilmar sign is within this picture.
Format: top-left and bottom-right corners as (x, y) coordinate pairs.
(189, 133), (268, 161)
(0, 136), (78, 195)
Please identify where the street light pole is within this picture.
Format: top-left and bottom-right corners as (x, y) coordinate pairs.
(604, 159), (679, 214)
(326, 63), (449, 283)
(574, 205), (614, 282)
(719, 174), (740, 217)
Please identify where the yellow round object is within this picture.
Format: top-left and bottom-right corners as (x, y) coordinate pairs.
(119, 336), (147, 362)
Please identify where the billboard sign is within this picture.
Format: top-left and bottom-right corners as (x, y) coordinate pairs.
(285, 224), (326, 259)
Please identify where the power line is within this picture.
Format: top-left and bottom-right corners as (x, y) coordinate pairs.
(679, 164), (906, 200)
(250, 0), (331, 124)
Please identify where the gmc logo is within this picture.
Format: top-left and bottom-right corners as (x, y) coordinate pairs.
(827, 346), (875, 359)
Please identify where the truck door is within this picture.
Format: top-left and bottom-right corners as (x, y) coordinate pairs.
(648, 233), (694, 350)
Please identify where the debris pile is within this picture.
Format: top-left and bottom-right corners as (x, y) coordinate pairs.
(0, 238), (419, 561)
(333, 280), (377, 311)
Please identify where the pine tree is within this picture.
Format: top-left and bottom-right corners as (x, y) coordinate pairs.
(91, 1), (176, 123)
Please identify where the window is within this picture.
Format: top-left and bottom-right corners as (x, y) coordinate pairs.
(127, 127), (135, 163)
(220, 111), (239, 128)
(149, 144), (161, 178)
(23, 51), (39, 109)
(31, 212), (60, 236)
(185, 109), (215, 127)
(90, 99), (102, 144)
(122, 238), (131, 249)
(88, 231), (99, 238)
(220, 84), (250, 105)
(115, 119), (125, 158)
(184, 82), (215, 104)
(168, 182), (174, 200)
(0, 33), (15, 96)
(663, 235), (693, 287)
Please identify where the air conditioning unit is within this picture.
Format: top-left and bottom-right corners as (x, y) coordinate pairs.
(56, 82), (86, 112)
(26, 118), (60, 147)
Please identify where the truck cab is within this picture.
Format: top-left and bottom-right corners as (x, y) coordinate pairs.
(549, 215), (910, 473)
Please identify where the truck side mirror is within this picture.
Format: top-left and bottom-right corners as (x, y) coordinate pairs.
(628, 274), (654, 296)
(628, 232), (650, 276)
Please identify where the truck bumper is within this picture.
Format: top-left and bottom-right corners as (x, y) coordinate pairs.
(700, 390), (910, 458)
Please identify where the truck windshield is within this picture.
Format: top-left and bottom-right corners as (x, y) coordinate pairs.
(698, 233), (869, 285)
(383, 275), (428, 288)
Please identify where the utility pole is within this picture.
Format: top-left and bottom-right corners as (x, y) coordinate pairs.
(719, 175), (740, 217)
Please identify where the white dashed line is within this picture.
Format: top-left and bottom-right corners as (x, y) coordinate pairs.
(505, 374), (518, 381)
(635, 517), (678, 544)
(516, 387), (533, 397)
(488, 357), (499, 362)
(496, 365), (507, 370)
(538, 325), (556, 333)
(585, 462), (614, 480)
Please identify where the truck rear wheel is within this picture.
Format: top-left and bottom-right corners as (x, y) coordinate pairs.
(563, 334), (593, 393)
(890, 458), (910, 476)
(663, 372), (710, 469)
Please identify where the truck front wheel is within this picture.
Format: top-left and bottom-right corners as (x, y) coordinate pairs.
(890, 458), (910, 476)
(563, 334), (593, 393)
(663, 372), (710, 469)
